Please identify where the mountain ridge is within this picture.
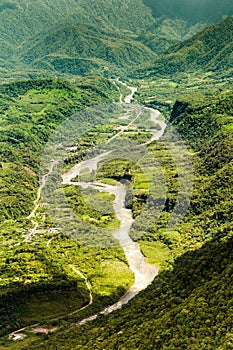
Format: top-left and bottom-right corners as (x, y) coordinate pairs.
(133, 16), (233, 78)
(1, 0), (230, 80)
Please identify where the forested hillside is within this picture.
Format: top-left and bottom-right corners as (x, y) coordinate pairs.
(0, 0), (222, 80)
(18, 22), (155, 77)
(134, 16), (233, 78)
(1, 0), (153, 79)
(0, 77), (118, 219)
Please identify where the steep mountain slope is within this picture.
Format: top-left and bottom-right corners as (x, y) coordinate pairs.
(18, 21), (156, 77)
(137, 17), (206, 54)
(75, 0), (154, 34)
(0, 0), (220, 79)
(134, 16), (233, 78)
(0, 0), (82, 59)
(0, 0), (157, 78)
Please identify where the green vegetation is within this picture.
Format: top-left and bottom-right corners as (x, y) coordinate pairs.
(0, 74), (181, 341)
(0, 77), (118, 220)
(139, 240), (170, 267)
(134, 16), (233, 79)
(1, 2), (233, 349)
(20, 22), (156, 78)
(0, 77), (136, 336)
(1, 0), (223, 80)
(64, 185), (118, 229)
(7, 83), (232, 350)
(0, 0), (156, 79)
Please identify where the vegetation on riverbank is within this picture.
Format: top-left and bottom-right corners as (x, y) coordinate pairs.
(1, 2), (233, 348)
(0, 77), (136, 336)
(7, 83), (232, 350)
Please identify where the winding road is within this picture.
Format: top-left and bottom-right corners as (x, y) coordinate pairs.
(23, 160), (58, 243)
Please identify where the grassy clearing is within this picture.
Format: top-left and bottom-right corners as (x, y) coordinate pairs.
(91, 260), (134, 297)
(139, 240), (170, 268)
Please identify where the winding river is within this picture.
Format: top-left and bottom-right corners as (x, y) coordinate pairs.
(63, 82), (166, 325)
(10, 81), (166, 339)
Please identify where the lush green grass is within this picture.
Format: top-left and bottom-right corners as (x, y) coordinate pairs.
(14, 288), (85, 324)
(64, 185), (119, 229)
(139, 240), (171, 268)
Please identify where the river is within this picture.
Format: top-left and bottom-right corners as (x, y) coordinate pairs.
(10, 81), (166, 339)
(62, 82), (166, 324)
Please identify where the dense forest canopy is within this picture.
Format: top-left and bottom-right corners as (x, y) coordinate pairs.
(1, 0), (232, 79)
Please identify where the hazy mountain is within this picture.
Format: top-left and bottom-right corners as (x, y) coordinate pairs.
(143, 0), (233, 23)
(0, 0), (156, 76)
(134, 16), (233, 78)
(0, 0), (82, 58)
